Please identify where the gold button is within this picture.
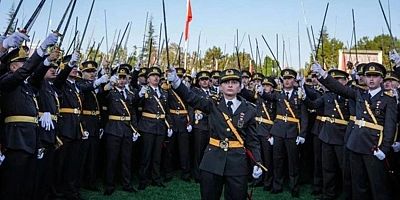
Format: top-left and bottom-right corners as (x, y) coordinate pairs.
(333, 108), (336, 111)
(227, 128), (231, 132)
(363, 111), (367, 114)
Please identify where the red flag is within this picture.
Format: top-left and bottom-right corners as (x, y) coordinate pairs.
(184, 0), (192, 41)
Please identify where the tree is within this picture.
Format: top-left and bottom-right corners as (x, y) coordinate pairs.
(311, 27), (344, 70)
(356, 34), (400, 68)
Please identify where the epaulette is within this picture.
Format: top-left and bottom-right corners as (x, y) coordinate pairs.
(384, 90), (394, 97)
(352, 82), (368, 91)
(275, 89), (282, 93)
(210, 94), (219, 101)
(248, 101), (256, 108)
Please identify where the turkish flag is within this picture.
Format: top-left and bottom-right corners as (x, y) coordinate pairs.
(184, 0), (192, 41)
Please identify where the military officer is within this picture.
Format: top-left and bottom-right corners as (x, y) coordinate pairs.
(0, 32), (59, 200)
(312, 62), (397, 200)
(305, 69), (350, 199)
(102, 64), (139, 195)
(168, 67), (263, 200)
(137, 66), (172, 190)
(259, 69), (308, 197)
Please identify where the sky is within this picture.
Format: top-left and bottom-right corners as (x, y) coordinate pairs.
(0, 0), (399, 70)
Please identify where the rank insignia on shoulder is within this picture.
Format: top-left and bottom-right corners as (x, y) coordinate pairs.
(384, 90), (394, 97)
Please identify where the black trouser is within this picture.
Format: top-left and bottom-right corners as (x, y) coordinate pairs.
(164, 130), (191, 179)
(342, 147), (352, 200)
(193, 128), (209, 181)
(54, 139), (81, 198)
(272, 136), (299, 191)
(349, 150), (392, 200)
(258, 135), (273, 188)
(321, 142), (343, 199)
(78, 136), (100, 188)
(104, 134), (133, 190)
(313, 135), (323, 193)
(33, 145), (56, 200)
(139, 133), (165, 184)
(200, 170), (248, 200)
(0, 150), (36, 200)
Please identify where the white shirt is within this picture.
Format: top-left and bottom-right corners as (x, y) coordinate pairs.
(283, 88), (294, 99)
(225, 97), (241, 114)
(368, 87), (382, 98)
(150, 86), (161, 97)
(202, 88), (211, 96)
(116, 87), (127, 99)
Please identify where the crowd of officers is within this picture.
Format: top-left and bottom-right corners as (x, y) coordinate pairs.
(0, 31), (399, 200)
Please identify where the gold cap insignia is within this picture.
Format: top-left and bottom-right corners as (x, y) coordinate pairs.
(226, 70), (234, 75)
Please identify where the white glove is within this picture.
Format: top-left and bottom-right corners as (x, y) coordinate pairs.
(298, 87), (306, 100)
(40, 33), (59, 50)
(268, 136), (274, 145)
(94, 74), (109, 87)
(389, 49), (400, 66)
(167, 129), (173, 137)
(134, 63), (141, 71)
(256, 84), (264, 94)
(373, 149), (386, 160)
(194, 113), (203, 121)
(99, 128), (104, 139)
(167, 67), (181, 89)
(132, 132), (140, 142)
(138, 85), (148, 98)
(82, 131), (89, 140)
(191, 70), (197, 78)
(0, 151), (5, 166)
(296, 136), (305, 145)
(39, 112), (55, 131)
(392, 142), (400, 152)
(252, 166), (263, 179)
(311, 63), (327, 79)
(37, 148), (45, 160)
(109, 75), (118, 85)
(2, 32), (30, 49)
(68, 51), (80, 67)
(186, 125), (192, 133)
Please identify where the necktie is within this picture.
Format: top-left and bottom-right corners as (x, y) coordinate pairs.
(155, 88), (160, 98)
(227, 101), (233, 115)
(286, 92), (290, 100)
(120, 90), (125, 100)
(206, 90), (210, 96)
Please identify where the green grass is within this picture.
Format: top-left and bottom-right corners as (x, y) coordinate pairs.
(81, 176), (314, 200)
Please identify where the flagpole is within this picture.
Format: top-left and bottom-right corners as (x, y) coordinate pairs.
(184, 40), (188, 70)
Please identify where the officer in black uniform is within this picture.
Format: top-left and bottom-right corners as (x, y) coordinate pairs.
(260, 69), (308, 197)
(102, 64), (139, 195)
(137, 66), (172, 190)
(303, 73), (324, 196)
(191, 71), (212, 182)
(77, 60), (109, 191)
(168, 67), (263, 200)
(35, 48), (70, 200)
(164, 67), (192, 181)
(305, 69), (350, 199)
(210, 70), (221, 95)
(312, 62), (397, 200)
(53, 51), (84, 200)
(0, 32), (59, 200)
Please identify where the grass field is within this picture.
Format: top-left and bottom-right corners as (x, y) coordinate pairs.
(81, 176), (314, 200)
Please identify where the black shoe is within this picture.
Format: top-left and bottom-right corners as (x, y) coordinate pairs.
(270, 189), (283, 194)
(103, 188), (115, 196)
(291, 188), (300, 198)
(138, 184), (147, 190)
(123, 187), (138, 193)
(263, 185), (272, 191)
